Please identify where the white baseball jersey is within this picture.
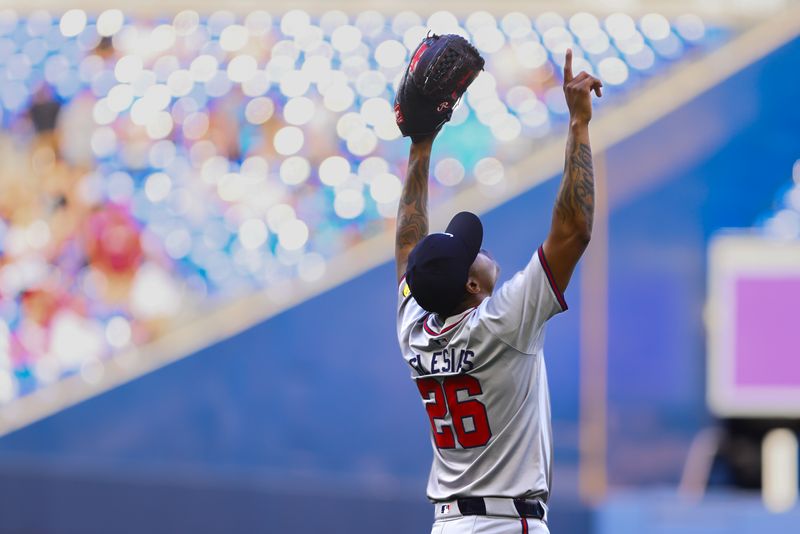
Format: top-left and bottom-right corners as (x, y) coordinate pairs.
(397, 246), (567, 503)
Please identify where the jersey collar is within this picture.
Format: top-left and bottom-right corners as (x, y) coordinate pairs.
(423, 307), (476, 337)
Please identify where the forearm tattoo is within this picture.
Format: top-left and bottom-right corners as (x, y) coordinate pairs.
(555, 139), (594, 232)
(396, 150), (430, 252)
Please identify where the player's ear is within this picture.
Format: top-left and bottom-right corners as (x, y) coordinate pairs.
(465, 276), (481, 295)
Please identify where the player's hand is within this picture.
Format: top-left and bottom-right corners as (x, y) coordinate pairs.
(563, 48), (602, 125)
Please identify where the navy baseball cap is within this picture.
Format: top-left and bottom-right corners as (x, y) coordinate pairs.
(405, 211), (483, 316)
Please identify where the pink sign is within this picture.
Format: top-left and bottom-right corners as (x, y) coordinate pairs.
(735, 277), (800, 387)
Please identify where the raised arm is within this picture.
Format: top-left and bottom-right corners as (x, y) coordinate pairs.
(543, 49), (603, 293)
(395, 136), (434, 282)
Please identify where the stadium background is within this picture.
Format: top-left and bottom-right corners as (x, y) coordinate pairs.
(0, 1), (799, 532)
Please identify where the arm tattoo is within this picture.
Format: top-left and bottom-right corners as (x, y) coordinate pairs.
(554, 139), (594, 233)
(396, 148), (430, 257)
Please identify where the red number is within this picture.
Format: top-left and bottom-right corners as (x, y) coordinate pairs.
(444, 375), (492, 448)
(416, 375), (492, 449)
(417, 378), (455, 448)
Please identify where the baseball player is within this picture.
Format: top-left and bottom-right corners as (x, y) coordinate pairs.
(393, 36), (601, 534)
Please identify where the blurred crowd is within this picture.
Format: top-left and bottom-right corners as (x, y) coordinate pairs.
(0, 8), (722, 402)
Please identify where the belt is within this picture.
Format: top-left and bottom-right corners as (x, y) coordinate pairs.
(434, 497), (547, 522)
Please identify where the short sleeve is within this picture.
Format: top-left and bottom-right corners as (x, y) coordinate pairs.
(480, 245), (568, 354)
(397, 275), (427, 348)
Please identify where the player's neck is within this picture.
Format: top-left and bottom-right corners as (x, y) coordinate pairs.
(448, 292), (488, 317)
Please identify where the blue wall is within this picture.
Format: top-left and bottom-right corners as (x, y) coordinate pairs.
(0, 36), (798, 534)
(596, 489), (800, 534)
(605, 36), (800, 485)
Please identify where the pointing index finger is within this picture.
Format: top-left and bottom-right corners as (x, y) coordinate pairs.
(563, 48), (573, 84)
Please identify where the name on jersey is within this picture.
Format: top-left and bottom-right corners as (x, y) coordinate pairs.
(409, 347), (475, 375)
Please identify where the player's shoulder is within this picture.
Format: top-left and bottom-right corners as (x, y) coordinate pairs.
(400, 277), (412, 299)
(397, 275), (427, 327)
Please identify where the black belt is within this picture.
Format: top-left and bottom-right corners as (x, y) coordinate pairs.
(457, 497), (546, 520)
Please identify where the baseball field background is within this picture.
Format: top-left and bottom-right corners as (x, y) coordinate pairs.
(0, 1), (799, 532)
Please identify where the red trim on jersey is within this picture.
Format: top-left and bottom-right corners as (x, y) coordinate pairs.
(521, 518), (529, 534)
(423, 308), (476, 336)
(537, 245), (568, 311)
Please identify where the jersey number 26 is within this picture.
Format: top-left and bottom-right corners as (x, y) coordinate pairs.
(417, 375), (492, 449)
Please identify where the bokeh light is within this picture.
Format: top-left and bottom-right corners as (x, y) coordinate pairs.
(227, 55), (257, 83)
(97, 9), (124, 36)
(598, 57), (629, 85)
(605, 13), (636, 40)
(375, 39), (407, 68)
(239, 219), (269, 250)
(474, 157), (504, 185)
(283, 96), (315, 125)
(245, 97), (275, 124)
(274, 126), (305, 155)
(219, 24), (249, 52)
(280, 156), (311, 185)
(640, 13), (672, 41)
(278, 219), (310, 250)
(434, 158), (466, 186)
(59, 10), (87, 37)
(370, 172), (402, 203)
(334, 189), (366, 219)
(319, 156), (351, 187)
